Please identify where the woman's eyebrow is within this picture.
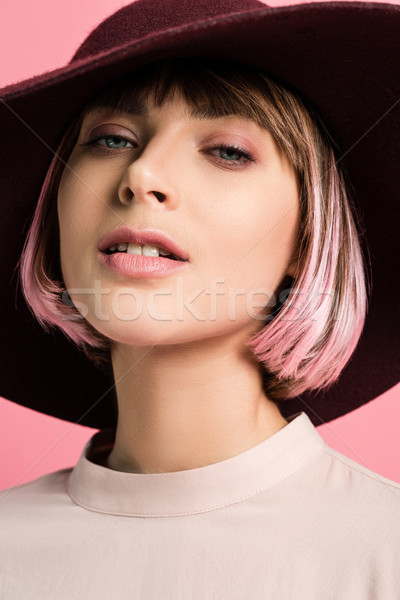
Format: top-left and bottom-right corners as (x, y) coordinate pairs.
(98, 98), (255, 123)
(189, 104), (251, 121)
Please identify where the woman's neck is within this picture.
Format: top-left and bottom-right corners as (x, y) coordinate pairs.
(106, 335), (288, 474)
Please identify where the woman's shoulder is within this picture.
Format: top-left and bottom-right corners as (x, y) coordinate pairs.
(321, 443), (400, 494)
(0, 467), (74, 513)
(312, 443), (400, 533)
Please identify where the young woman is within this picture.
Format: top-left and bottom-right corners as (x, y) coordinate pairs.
(0, 0), (399, 597)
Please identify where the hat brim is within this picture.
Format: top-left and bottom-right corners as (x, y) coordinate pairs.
(0, 1), (399, 427)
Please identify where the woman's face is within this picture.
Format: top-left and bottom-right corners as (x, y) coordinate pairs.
(57, 89), (300, 347)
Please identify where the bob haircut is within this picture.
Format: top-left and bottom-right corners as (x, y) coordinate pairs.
(17, 58), (370, 403)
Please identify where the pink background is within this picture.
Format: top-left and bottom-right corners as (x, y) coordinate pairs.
(0, 0), (399, 490)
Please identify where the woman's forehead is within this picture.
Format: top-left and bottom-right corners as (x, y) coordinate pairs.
(83, 95), (269, 131)
(81, 72), (273, 127)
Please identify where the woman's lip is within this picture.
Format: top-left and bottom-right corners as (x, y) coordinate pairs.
(97, 226), (189, 261)
(98, 250), (189, 278)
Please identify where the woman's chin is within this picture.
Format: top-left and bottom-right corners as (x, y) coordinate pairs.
(87, 319), (200, 348)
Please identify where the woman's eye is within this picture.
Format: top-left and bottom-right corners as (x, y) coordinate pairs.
(208, 144), (255, 166)
(79, 134), (136, 151)
(79, 136), (254, 167)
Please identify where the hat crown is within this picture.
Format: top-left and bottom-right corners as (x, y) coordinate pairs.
(71, 0), (266, 63)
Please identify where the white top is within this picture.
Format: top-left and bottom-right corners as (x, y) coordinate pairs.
(1, 411), (400, 599)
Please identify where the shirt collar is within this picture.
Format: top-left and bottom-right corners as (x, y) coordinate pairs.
(67, 411), (326, 517)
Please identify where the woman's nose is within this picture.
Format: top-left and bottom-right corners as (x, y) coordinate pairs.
(117, 135), (181, 209)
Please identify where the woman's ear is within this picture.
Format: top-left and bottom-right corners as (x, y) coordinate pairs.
(286, 258), (298, 279)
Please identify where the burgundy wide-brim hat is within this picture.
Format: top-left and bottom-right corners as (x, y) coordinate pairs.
(0, 0), (399, 429)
